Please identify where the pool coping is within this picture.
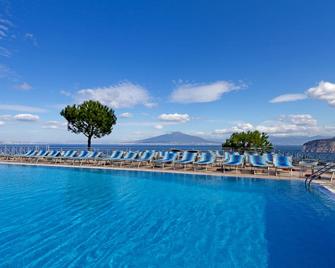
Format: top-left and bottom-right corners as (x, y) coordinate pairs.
(1, 160), (334, 195)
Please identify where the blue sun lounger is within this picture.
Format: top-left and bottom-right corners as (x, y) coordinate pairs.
(35, 150), (61, 163)
(273, 155), (294, 176)
(223, 154), (245, 173)
(99, 150), (124, 165)
(153, 151), (178, 168)
(19, 149), (38, 159)
(10, 149), (36, 160)
(263, 152), (274, 164)
(132, 150), (156, 167)
(194, 151), (216, 170)
(174, 151), (198, 169)
(117, 151), (138, 166)
(28, 150), (48, 161)
(249, 154), (270, 174)
(70, 150), (91, 163)
(81, 151), (102, 164)
(53, 150), (77, 162)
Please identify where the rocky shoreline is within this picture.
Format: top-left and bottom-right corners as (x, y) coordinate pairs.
(303, 137), (335, 153)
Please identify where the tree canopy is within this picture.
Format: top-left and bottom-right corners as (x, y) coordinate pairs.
(60, 100), (117, 149)
(222, 130), (273, 153)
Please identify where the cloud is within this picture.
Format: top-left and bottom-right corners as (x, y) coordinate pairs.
(213, 114), (321, 137)
(75, 82), (155, 109)
(14, 114), (39, 121)
(158, 113), (190, 123)
(42, 121), (66, 129)
(154, 124), (163, 129)
(0, 114), (12, 121)
(279, 114), (317, 127)
(0, 46), (10, 57)
(0, 104), (47, 113)
(15, 82), (32, 90)
(270, 93), (307, 103)
(170, 81), (241, 103)
(270, 81), (335, 106)
(213, 123), (254, 135)
(0, 18), (13, 58)
(24, 33), (38, 47)
(307, 81), (335, 106)
(60, 90), (71, 97)
(0, 121), (4, 126)
(119, 112), (132, 118)
(0, 64), (15, 79)
(0, 18), (11, 40)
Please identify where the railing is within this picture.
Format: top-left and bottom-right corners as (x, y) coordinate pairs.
(1, 144), (335, 162)
(305, 163), (335, 188)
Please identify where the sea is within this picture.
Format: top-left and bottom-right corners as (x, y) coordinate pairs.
(1, 143), (335, 162)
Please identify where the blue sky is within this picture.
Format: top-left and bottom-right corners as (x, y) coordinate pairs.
(1, 0), (335, 143)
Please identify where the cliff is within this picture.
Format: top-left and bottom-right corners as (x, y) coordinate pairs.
(303, 137), (335, 153)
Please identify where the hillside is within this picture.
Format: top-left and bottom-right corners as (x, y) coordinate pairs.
(303, 137), (335, 153)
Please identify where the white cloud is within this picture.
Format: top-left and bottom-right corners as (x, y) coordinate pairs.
(307, 81), (335, 106)
(0, 104), (47, 113)
(270, 93), (307, 103)
(119, 112), (132, 118)
(158, 113), (190, 123)
(170, 81), (240, 103)
(42, 121), (66, 129)
(213, 123), (254, 135)
(60, 90), (71, 97)
(154, 124), (163, 129)
(0, 114), (12, 121)
(16, 82), (32, 90)
(0, 18), (11, 40)
(24, 33), (38, 47)
(0, 46), (10, 57)
(0, 64), (14, 79)
(270, 81), (335, 106)
(0, 121), (4, 126)
(14, 114), (39, 121)
(213, 114), (322, 137)
(75, 82), (155, 109)
(279, 114), (317, 127)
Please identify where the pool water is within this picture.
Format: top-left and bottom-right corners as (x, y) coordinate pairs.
(0, 164), (335, 267)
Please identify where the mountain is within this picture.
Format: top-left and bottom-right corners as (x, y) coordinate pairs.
(269, 135), (330, 146)
(136, 132), (218, 144)
(303, 137), (335, 153)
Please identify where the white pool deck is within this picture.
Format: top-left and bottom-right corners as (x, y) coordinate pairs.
(1, 159), (334, 195)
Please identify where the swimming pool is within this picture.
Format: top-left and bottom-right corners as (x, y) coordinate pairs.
(0, 164), (334, 267)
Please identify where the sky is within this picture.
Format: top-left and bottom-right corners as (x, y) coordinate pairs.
(0, 0), (335, 144)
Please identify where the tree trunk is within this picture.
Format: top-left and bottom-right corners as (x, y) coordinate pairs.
(87, 136), (92, 151)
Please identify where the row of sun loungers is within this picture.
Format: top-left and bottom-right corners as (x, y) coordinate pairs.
(0, 149), (295, 175)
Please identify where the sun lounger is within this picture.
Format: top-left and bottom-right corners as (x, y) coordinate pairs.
(263, 152), (274, 164)
(70, 150), (91, 164)
(153, 151), (178, 168)
(223, 154), (245, 173)
(249, 154), (269, 174)
(116, 151), (138, 166)
(19, 149), (38, 159)
(28, 150), (49, 161)
(273, 155), (294, 176)
(194, 151), (216, 170)
(53, 150), (77, 163)
(174, 151), (197, 169)
(7, 149), (35, 160)
(131, 150), (156, 167)
(80, 151), (102, 164)
(98, 150), (124, 165)
(36, 150), (61, 162)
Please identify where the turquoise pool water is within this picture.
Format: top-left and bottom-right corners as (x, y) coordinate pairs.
(0, 164), (334, 267)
